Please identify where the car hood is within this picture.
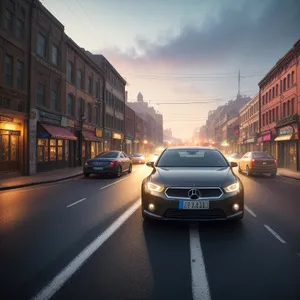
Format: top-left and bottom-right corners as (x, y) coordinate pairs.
(151, 167), (236, 187)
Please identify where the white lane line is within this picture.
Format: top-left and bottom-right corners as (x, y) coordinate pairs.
(245, 205), (257, 217)
(264, 225), (286, 244)
(66, 198), (87, 208)
(99, 177), (128, 190)
(189, 224), (211, 300)
(32, 199), (141, 300)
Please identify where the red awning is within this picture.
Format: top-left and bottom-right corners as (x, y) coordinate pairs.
(41, 124), (77, 140)
(82, 130), (102, 142)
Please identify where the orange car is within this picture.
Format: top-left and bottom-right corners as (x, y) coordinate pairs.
(238, 151), (277, 177)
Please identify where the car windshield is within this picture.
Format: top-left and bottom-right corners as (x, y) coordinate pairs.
(133, 154), (144, 157)
(252, 152), (273, 159)
(96, 152), (119, 158)
(157, 149), (229, 167)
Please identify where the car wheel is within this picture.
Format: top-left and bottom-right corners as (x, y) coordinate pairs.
(270, 172), (277, 178)
(84, 173), (90, 178)
(115, 166), (122, 178)
(246, 166), (251, 176)
(128, 164), (132, 174)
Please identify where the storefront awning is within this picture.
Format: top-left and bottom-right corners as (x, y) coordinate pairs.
(274, 134), (292, 142)
(82, 130), (102, 142)
(40, 124), (77, 140)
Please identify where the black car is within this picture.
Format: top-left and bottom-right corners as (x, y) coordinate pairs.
(84, 151), (132, 178)
(141, 147), (244, 221)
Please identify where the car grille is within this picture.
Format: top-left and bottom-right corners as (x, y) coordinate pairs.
(165, 188), (223, 199)
(164, 209), (225, 220)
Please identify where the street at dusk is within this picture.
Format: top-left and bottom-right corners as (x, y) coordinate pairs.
(1, 165), (300, 300)
(1, 0), (300, 299)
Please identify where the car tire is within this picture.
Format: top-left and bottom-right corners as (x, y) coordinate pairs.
(246, 166), (251, 176)
(128, 164), (132, 174)
(270, 172), (277, 178)
(84, 173), (90, 178)
(115, 166), (122, 178)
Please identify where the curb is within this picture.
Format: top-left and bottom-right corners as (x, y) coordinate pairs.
(278, 173), (300, 181)
(0, 172), (83, 191)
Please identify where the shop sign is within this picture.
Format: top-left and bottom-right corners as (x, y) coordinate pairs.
(0, 86), (26, 100)
(95, 128), (103, 138)
(0, 115), (13, 122)
(134, 138), (139, 143)
(257, 137), (263, 143)
(262, 133), (271, 141)
(276, 114), (298, 127)
(126, 139), (132, 144)
(67, 119), (75, 128)
(61, 117), (68, 127)
(112, 132), (122, 140)
(0, 129), (20, 135)
(39, 110), (61, 125)
(83, 124), (95, 131)
(246, 138), (255, 143)
(278, 125), (294, 136)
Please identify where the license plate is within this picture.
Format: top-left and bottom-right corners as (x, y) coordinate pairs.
(179, 201), (209, 210)
(93, 167), (104, 170)
(263, 162), (267, 165)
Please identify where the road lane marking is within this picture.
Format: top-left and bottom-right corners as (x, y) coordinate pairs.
(66, 198), (87, 208)
(245, 205), (257, 217)
(99, 177), (128, 190)
(189, 224), (211, 300)
(32, 199), (141, 300)
(264, 225), (286, 244)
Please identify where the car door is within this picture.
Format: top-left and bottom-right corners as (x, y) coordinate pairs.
(122, 152), (130, 170)
(119, 152), (127, 171)
(240, 152), (250, 170)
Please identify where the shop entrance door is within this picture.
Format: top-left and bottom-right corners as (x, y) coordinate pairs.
(0, 132), (19, 172)
(286, 141), (297, 171)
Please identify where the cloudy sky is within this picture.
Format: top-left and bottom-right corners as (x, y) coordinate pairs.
(41, 0), (300, 138)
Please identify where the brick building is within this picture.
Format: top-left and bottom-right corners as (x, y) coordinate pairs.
(259, 40), (300, 171)
(0, 0), (31, 176)
(238, 93), (259, 153)
(124, 105), (135, 155)
(66, 37), (104, 166)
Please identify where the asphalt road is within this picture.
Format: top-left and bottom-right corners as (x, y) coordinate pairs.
(0, 165), (300, 300)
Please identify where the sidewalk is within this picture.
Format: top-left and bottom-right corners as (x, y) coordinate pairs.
(0, 167), (83, 191)
(277, 168), (300, 180)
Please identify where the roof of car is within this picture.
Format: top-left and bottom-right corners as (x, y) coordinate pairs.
(166, 146), (217, 150)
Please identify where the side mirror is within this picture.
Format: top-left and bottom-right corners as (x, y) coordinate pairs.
(146, 161), (155, 168)
(230, 162), (238, 168)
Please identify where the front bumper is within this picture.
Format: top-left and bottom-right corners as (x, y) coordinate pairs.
(142, 189), (244, 221)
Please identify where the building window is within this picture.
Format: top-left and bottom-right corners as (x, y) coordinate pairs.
(86, 103), (92, 123)
(87, 77), (92, 94)
(16, 18), (25, 39)
(272, 87), (275, 98)
(37, 33), (47, 58)
(287, 74), (290, 89)
(4, 54), (13, 87)
(287, 101), (290, 116)
(291, 98), (294, 115)
(276, 84), (278, 96)
(266, 93), (268, 102)
(283, 103), (286, 118)
(4, 9), (14, 31)
(269, 89), (271, 101)
(77, 98), (84, 120)
(51, 44), (59, 65)
(67, 61), (74, 83)
(280, 80), (282, 93)
(77, 70), (83, 89)
(276, 107), (279, 121)
(37, 83), (46, 106)
(16, 60), (24, 90)
(272, 109), (275, 122)
(283, 78), (286, 91)
(269, 111), (271, 124)
(262, 95), (265, 105)
(291, 71), (295, 84)
(51, 82), (59, 111)
(94, 80), (99, 98)
(67, 94), (75, 117)
(94, 106), (99, 124)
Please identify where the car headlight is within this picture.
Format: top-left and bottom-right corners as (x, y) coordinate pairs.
(224, 182), (239, 193)
(147, 182), (164, 192)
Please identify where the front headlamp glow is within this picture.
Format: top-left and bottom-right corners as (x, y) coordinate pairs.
(147, 182), (164, 192)
(224, 182), (239, 193)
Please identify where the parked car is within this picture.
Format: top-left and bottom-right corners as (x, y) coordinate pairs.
(228, 153), (242, 163)
(238, 151), (277, 177)
(141, 147), (244, 222)
(131, 153), (146, 164)
(83, 151), (132, 178)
